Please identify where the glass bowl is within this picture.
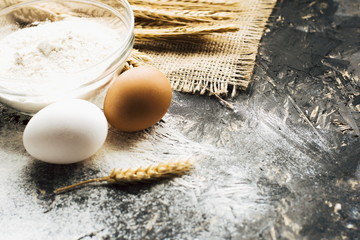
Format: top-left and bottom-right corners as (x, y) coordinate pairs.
(0, 0), (134, 114)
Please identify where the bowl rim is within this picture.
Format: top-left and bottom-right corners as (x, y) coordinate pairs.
(0, 0), (134, 96)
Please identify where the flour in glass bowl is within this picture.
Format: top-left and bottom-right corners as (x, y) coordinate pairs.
(0, 17), (125, 113)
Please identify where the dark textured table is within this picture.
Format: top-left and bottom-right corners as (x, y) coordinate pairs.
(0, 0), (359, 239)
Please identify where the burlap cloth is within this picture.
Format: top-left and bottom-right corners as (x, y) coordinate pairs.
(134, 0), (277, 97)
(1, 0), (277, 97)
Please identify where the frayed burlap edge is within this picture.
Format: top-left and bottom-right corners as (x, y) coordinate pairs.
(225, 0), (276, 97)
(133, 0), (277, 97)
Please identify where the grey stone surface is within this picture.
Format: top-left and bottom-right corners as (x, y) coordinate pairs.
(1, 0), (359, 239)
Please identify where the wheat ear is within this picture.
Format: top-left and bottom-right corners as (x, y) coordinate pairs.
(54, 160), (193, 193)
(129, 0), (241, 10)
(121, 49), (152, 73)
(133, 6), (236, 24)
(135, 23), (239, 41)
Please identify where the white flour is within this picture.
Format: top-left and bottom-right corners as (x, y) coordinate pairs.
(0, 17), (122, 78)
(0, 17), (126, 113)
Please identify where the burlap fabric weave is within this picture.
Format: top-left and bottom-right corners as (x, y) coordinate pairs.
(134, 0), (277, 97)
(1, 0), (277, 97)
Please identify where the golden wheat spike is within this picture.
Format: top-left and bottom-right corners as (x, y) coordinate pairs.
(121, 49), (152, 73)
(54, 160), (193, 193)
(129, 0), (241, 10)
(134, 23), (239, 41)
(133, 6), (237, 24)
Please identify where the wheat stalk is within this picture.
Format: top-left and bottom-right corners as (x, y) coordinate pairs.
(4, 0), (70, 23)
(9, 6), (59, 24)
(135, 23), (239, 41)
(54, 160), (193, 193)
(133, 6), (237, 24)
(121, 49), (152, 73)
(129, 0), (241, 10)
(4, 0), (241, 39)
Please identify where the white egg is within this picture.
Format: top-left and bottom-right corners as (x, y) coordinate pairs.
(23, 99), (108, 164)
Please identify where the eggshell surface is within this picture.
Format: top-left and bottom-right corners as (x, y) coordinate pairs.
(104, 66), (172, 132)
(23, 99), (108, 164)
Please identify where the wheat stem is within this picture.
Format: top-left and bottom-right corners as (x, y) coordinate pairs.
(54, 176), (111, 193)
(133, 6), (236, 24)
(134, 23), (239, 41)
(54, 160), (193, 193)
(5, 0), (242, 39)
(129, 0), (240, 10)
(121, 49), (152, 73)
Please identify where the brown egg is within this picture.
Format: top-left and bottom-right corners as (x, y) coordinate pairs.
(104, 66), (172, 132)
